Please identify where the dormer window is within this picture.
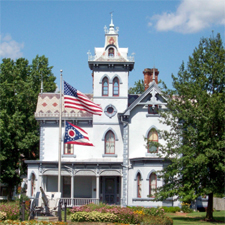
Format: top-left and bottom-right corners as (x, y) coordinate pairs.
(108, 48), (114, 57)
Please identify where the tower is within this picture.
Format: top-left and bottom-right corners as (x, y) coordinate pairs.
(88, 14), (135, 123)
(88, 15), (135, 204)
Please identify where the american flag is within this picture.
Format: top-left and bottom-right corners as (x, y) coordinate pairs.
(64, 81), (102, 116)
(64, 121), (93, 146)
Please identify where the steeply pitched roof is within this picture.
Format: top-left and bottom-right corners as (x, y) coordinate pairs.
(123, 81), (166, 116)
(35, 93), (93, 119)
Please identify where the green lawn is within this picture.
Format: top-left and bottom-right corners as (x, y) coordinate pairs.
(167, 211), (225, 225)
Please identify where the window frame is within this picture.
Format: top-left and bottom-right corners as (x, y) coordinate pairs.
(108, 47), (114, 57)
(149, 173), (157, 198)
(64, 143), (74, 155)
(105, 131), (115, 154)
(113, 77), (119, 96)
(137, 173), (141, 198)
(148, 105), (159, 114)
(102, 77), (109, 96)
(31, 173), (36, 197)
(148, 129), (158, 153)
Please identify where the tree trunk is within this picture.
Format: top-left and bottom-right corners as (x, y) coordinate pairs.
(206, 193), (214, 221)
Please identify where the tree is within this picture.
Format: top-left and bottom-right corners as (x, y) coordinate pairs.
(128, 79), (145, 94)
(154, 33), (225, 221)
(0, 55), (56, 200)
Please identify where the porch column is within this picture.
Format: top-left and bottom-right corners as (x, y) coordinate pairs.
(39, 174), (43, 192)
(96, 175), (99, 204)
(120, 175), (123, 206)
(71, 174), (74, 207)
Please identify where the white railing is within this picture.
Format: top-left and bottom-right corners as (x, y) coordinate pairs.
(35, 112), (93, 118)
(0, 196), (7, 200)
(88, 55), (134, 62)
(60, 198), (99, 207)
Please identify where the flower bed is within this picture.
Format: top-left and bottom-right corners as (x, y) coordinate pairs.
(0, 202), (20, 220)
(0, 220), (67, 225)
(70, 203), (173, 225)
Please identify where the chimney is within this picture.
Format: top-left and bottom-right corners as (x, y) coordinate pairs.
(143, 68), (159, 90)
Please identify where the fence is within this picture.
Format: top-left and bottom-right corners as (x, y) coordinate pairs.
(213, 197), (225, 210)
(60, 198), (99, 207)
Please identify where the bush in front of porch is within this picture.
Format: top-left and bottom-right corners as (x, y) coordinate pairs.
(70, 204), (141, 224)
(70, 211), (118, 223)
(70, 204), (173, 225)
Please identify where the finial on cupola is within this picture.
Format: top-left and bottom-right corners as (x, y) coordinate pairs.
(105, 12), (119, 34)
(109, 11), (114, 29)
(153, 66), (155, 82)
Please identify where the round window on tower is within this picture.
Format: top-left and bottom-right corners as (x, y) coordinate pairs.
(107, 107), (114, 114)
(104, 105), (117, 118)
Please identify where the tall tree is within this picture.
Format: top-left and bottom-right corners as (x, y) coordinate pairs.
(155, 33), (225, 221)
(128, 79), (144, 94)
(0, 55), (56, 199)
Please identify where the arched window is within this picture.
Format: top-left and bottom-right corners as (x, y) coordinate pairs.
(113, 77), (119, 96)
(31, 173), (36, 197)
(149, 173), (157, 197)
(64, 144), (74, 155)
(137, 173), (141, 198)
(105, 131), (115, 154)
(102, 77), (109, 96)
(148, 129), (158, 153)
(108, 48), (114, 57)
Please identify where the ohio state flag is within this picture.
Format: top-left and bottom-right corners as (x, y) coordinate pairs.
(64, 121), (93, 146)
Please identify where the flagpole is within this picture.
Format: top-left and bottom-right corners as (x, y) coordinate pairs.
(58, 70), (63, 192)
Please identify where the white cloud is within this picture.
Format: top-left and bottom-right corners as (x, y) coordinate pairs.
(0, 34), (24, 59)
(150, 0), (225, 33)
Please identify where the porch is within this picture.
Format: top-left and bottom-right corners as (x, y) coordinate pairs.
(60, 198), (100, 207)
(27, 162), (124, 206)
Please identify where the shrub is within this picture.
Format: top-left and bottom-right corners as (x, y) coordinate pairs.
(70, 204), (142, 224)
(143, 207), (165, 217)
(0, 202), (20, 220)
(70, 211), (117, 222)
(70, 203), (141, 224)
(181, 202), (193, 213)
(0, 211), (7, 221)
(160, 206), (180, 213)
(142, 215), (173, 225)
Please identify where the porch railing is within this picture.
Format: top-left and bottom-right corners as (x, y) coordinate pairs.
(60, 198), (99, 207)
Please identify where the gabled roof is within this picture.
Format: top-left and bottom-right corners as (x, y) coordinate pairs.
(123, 81), (167, 116)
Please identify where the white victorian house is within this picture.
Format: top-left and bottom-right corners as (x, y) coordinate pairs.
(25, 17), (179, 208)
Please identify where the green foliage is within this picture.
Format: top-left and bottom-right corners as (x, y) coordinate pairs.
(128, 79), (145, 94)
(180, 203), (193, 213)
(143, 207), (166, 217)
(70, 203), (142, 224)
(160, 206), (181, 213)
(70, 211), (118, 222)
(70, 204), (172, 224)
(141, 215), (173, 225)
(0, 55), (56, 199)
(156, 33), (225, 221)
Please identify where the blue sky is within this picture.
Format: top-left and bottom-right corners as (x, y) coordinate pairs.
(1, 0), (224, 93)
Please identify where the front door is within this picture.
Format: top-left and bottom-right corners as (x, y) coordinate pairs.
(63, 176), (71, 197)
(103, 177), (117, 204)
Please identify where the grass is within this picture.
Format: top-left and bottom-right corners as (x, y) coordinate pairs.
(167, 210), (225, 225)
